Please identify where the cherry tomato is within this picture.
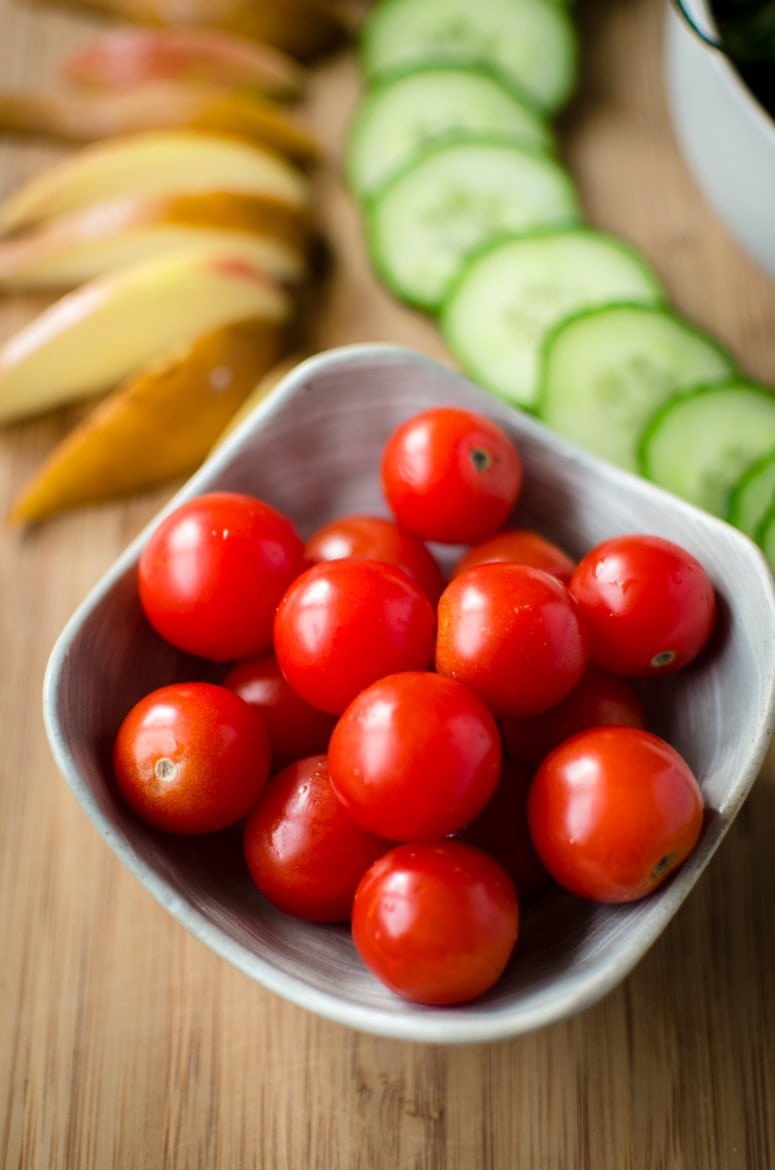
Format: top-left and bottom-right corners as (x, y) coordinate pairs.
(327, 671), (501, 841)
(222, 650), (336, 771)
(138, 492), (306, 662)
(243, 755), (389, 922)
(527, 726), (704, 902)
(569, 534), (717, 677)
(453, 528), (576, 584)
(458, 759), (550, 903)
(113, 682), (270, 835)
(305, 513), (445, 603)
(273, 558), (436, 715)
(380, 407), (522, 544)
(352, 840), (519, 1005)
(436, 563), (589, 718)
(500, 665), (647, 771)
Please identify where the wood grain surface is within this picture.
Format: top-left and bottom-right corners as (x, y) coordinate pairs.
(1, 1), (774, 1167)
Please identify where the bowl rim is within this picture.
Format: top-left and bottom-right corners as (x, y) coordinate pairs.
(668, 0), (775, 147)
(42, 342), (775, 1043)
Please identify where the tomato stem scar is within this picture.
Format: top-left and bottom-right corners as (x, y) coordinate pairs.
(650, 649), (677, 668)
(470, 447), (492, 472)
(155, 757), (179, 782)
(650, 853), (674, 880)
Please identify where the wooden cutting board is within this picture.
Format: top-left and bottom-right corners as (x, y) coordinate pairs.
(1, 1), (773, 1167)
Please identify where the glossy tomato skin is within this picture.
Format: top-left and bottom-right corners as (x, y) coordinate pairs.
(352, 840), (519, 1005)
(380, 407), (522, 544)
(500, 665), (647, 771)
(458, 759), (550, 903)
(328, 671), (501, 841)
(305, 513), (445, 603)
(436, 563), (589, 718)
(527, 726), (704, 903)
(569, 534), (717, 677)
(113, 682), (270, 835)
(138, 492), (306, 662)
(453, 528), (576, 585)
(243, 755), (390, 922)
(273, 559), (436, 715)
(222, 650), (336, 771)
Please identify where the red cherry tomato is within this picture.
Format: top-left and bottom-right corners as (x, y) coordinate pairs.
(458, 759), (550, 903)
(113, 682), (270, 835)
(352, 840), (519, 1005)
(222, 650), (336, 771)
(453, 528), (576, 584)
(436, 563), (589, 718)
(305, 513), (445, 603)
(380, 407), (522, 544)
(527, 726), (704, 902)
(138, 491), (306, 662)
(327, 671), (501, 841)
(500, 665), (647, 771)
(273, 559), (436, 715)
(569, 534), (717, 677)
(243, 755), (389, 922)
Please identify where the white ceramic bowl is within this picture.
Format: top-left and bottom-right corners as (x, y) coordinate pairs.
(664, 0), (775, 282)
(43, 344), (775, 1044)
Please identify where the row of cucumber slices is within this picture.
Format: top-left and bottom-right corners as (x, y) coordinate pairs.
(345, 0), (775, 564)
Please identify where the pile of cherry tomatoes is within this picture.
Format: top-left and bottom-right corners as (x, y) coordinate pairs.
(113, 406), (716, 1006)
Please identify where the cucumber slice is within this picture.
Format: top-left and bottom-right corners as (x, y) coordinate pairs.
(639, 381), (775, 517)
(441, 227), (664, 411)
(359, 0), (578, 114)
(365, 136), (580, 311)
(727, 449), (775, 538)
(537, 304), (736, 472)
(755, 501), (775, 568)
(345, 62), (553, 201)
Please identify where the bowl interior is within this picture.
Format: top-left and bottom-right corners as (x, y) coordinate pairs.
(44, 344), (775, 1043)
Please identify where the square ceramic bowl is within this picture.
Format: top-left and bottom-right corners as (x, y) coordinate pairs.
(43, 344), (775, 1044)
